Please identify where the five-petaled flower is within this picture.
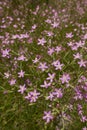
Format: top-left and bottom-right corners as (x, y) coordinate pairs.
(25, 90), (40, 103)
(43, 111), (53, 123)
(38, 38), (46, 46)
(38, 62), (48, 71)
(18, 70), (25, 78)
(60, 73), (70, 84)
(18, 84), (26, 94)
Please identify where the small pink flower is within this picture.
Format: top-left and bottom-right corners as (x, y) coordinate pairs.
(66, 32), (73, 38)
(18, 70), (25, 78)
(55, 46), (61, 53)
(46, 92), (54, 101)
(25, 90), (40, 102)
(38, 62), (48, 71)
(82, 127), (87, 130)
(51, 22), (59, 28)
(18, 55), (27, 61)
(47, 73), (55, 82)
(4, 72), (10, 79)
(40, 81), (51, 88)
(48, 47), (55, 55)
(32, 24), (37, 30)
(47, 31), (53, 37)
(38, 38), (46, 46)
(81, 115), (87, 122)
(32, 56), (40, 63)
(60, 73), (70, 84)
(73, 53), (82, 60)
(84, 33), (87, 39)
(1, 49), (10, 58)
(9, 79), (16, 86)
(18, 84), (26, 94)
(53, 88), (63, 98)
(52, 60), (63, 70)
(78, 60), (86, 67)
(43, 111), (53, 123)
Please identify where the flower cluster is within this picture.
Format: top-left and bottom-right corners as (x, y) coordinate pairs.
(0, 0), (87, 130)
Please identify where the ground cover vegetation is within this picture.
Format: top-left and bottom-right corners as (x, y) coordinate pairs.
(0, 0), (87, 130)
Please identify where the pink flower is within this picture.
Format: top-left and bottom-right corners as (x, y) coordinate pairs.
(47, 31), (53, 37)
(45, 19), (51, 24)
(66, 32), (73, 38)
(48, 47), (55, 55)
(73, 53), (82, 60)
(1, 49), (10, 58)
(25, 90), (40, 102)
(60, 73), (70, 84)
(38, 62), (48, 71)
(81, 115), (87, 122)
(84, 33), (87, 39)
(76, 41), (85, 48)
(47, 73), (55, 82)
(53, 88), (63, 98)
(51, 22), (59, 28)
(18, 70), (25, 78)
(55, 46), (61, 53)
(46, 92), (54, 101)
(43, 111), (53, 123)
(38, 38), (46, 46)
(82, 127), (87, 130)
(32, 24), (37, 30)
(18, 84), (26, 94)
(40, 81), (51, 88)
(71, 45), (78, 51)
(18, 55), (27, 61)
(52, 60), (63, 70)
(32, 56), (40, 63)
(4, 72), (10, 79)
(9, 79), (16, 86)
(78, 60), (86, 67)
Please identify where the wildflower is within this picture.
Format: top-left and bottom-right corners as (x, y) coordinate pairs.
(1, 49), (10, 58)
(18, 70), (25, 78)
(52, 60), (63, 70)
(53, 88), (63, 98)
(66, 32), (73, 38)
(55, 46), (61, 53)
(73, 53), (82, 60)
(82, 127), (87, 130)
(60, 73), (70, 84)
(32, 24), (37, 30)
(76, 41), (85, 48)
(47, 73), (55, 82)
(46, 92), (54, 101)
(71, 45), (78, 51)
(4, 72), (10, 79)
(18, 84), (26, 94)
(32, 56), (40, 63)
(84, 33), (87, 39)
(9, 79), (16, 86)
(48, 47), (55, 55)
(38, 62), (48, 71)
(38, 38), (46, 46)
(45, 19), (51, 24)
(81, 115), (87, 122)
(25, 90), (40, 103)
(43, 111), (53, 123)
(47, 31), (53, 37)
(74, 88), (83, 100)
(18, 55), (27, 61)
(40, 81), (51, 88)
(51, 22), (59, 28)
(78, 60), (86, 67)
